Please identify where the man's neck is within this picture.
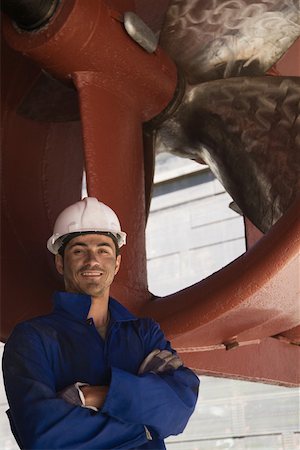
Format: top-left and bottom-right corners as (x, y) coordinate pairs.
(87, 295), (110, 329)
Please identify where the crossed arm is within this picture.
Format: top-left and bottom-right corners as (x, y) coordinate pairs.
(66, 350), (184, 409)
(3, 322), (199, 449)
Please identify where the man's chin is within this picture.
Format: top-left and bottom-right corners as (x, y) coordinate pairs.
(80, 284), (105, 297)
(66, 280), (108, 297)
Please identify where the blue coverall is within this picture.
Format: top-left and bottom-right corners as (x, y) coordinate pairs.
(3, 291), (199, 449)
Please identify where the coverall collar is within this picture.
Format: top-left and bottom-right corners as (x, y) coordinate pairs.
(53, 291), (137, 323)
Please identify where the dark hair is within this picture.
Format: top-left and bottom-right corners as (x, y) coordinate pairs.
(58, 231), (120, 257)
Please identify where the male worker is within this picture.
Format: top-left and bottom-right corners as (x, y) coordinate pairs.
(3, 197), (199, 449)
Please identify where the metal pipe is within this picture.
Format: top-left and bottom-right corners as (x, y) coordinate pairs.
(1, 0), (59, 30)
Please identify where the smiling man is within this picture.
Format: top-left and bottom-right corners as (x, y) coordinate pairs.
(3, 197), (199, 449)
(60, 234), (120, 294)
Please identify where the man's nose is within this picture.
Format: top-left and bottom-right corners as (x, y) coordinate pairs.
(85, 250), (99, 264)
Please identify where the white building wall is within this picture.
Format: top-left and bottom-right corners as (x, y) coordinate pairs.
(146, 153), (245, 296)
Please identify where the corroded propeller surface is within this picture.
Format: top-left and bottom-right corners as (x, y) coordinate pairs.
(159, 0), (300, 82)
(155, 76), (300, 232)
(154, 0), (300, 232)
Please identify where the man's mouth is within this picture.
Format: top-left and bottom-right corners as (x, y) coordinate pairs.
(81, 271), (103, 277)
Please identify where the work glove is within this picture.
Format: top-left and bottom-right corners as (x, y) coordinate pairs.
(58, 382), (98, 411)
(138, 349), (183, 375)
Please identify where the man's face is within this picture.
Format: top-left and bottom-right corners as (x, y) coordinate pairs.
(55, 234), (121, 298)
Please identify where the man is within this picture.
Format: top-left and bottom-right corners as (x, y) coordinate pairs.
(3, 197), (199, 449)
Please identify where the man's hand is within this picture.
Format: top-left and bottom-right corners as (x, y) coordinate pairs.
(80, 385), (109, 409)
(138, 349), (183, 375)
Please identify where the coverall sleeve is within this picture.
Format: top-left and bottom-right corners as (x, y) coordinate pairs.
(2, 323), (149, 450)
(102, 319), (200, 440)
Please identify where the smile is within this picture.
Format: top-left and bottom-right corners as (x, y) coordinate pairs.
(81, 271), (103, 277)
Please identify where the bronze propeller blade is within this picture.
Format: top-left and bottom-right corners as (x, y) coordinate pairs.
(155, 76), (300, 232)
(159, 0), (300, 83)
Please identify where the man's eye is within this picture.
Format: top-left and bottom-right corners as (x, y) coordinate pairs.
(73, 249), (82, 254)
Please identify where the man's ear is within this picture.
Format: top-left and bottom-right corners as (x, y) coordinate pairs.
(114, 254), (121, 276)
(55, 254), (64, 275)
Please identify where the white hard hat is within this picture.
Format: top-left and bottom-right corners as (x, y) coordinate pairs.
(47, 197), (126, 254)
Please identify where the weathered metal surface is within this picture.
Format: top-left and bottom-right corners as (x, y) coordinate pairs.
(159, 0), (300, 83)
(181, 337), (300, 387)
(1, 0), (299, 385)
(156, 2), (300, 233)
(2, 0), (177, 121)
(155, 76), (300, 233)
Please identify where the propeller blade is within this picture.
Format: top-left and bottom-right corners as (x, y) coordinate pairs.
(155, 76), (300, 232)
(159, 0), (300, 83)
